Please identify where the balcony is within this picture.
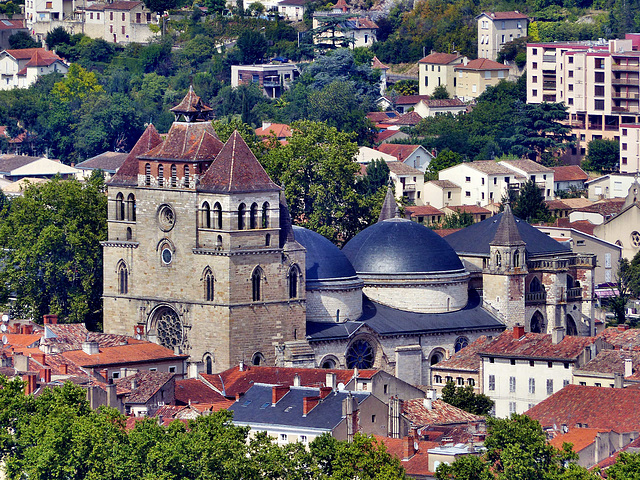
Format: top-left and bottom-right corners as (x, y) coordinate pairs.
(542, 55), (556, 63)
(567, 287), (582, 301)
(525, 291), (547, 304)
(543, 81), (556, 90)
(263, 76), (281, 87)
(612, 64), (640, 71)
(612, 92), (640, 100)
(612, 78), (639, 85)
(403, 184), (416, 191)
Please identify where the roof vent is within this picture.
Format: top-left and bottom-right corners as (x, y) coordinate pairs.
(82, 341), (99, 355)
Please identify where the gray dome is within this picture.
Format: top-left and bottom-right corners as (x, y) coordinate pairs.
(292, 226), (358, 282)
(342, 218), (465, 274)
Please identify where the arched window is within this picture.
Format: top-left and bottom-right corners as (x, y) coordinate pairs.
(184, 165), (190, 188)
(567, 275), (575, 289)
(346, 339), (374, 369)
(238, 203), (246, 230)
(216, 235), (222, 247)
(288, 265), (300, 299)
(127, 194), (136, 221)
(201, 202), (211, 229)
(203, 268), (214, 301)
(252, 267), (263, 301)
(252, 352), (266, 366)
(115, 193), (124, 221)
(262, 202), (269, 228)
(454, 336), (469, 352)
(530, 277), (542, 293)
(126, 227), (132, 241)
(265, 233), (271, 246)
(118, 261), (128, 294)
(250, 203), (258, 229)
(495, 251), (502, 267)
(322, 358), (337, 369)
(204, 355), (213, 375)
(530, 311), (544, 333)
(171, 164), (177, 187)
(145, 163), (151, 186)
(566, 314), (578, 336)
(213, 202), (222, 229)
(158, 164), (164, 187)
(513, 250), (519, 268)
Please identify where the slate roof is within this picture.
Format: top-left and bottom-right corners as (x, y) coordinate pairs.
(455, 59), (509, 71)
(61, 342), (188, 368)
(378, 187), (399, 221)
(76, 151), (128, 173)
(432, 335), (492, 372)
(491, 205), (525, 246)
(445, 211), (570, 257)
(0, 154), (42, 174)
(418, 52), (462, 65)
(198, 131), (280, 194)
(307, 290), (505, 340)
(229, 384), (370, 430)
(108, 124), (163, 186)
(201, 365), (366, 398)
(402, 399), (483, 426)
(139, 122), (222, 162)
(499, 159), (554, 174)
(552, 165), (588, 182)
(574, 349), (640, 377)
(526, 384), (640, 431)
(174, 378), (230, 406)
(479, 330), (595, 361)
(386, 161), (423, 176)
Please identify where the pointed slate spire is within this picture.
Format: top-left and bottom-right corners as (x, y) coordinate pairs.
(491, 204), (525, 246)
(378, 187), (399, 222)
(279, 190), (296, 247)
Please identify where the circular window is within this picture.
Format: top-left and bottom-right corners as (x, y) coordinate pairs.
(454, 336), (469, 353)
(161, 247), (173, 265)
(632, 231), (640, 248)
(158, 204), (176, 232)
(346, 340), (374, 369)
(154, 307), (183, 349)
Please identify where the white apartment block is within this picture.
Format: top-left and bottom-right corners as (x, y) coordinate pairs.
(527, 35), (640, 162)
(477, 11), (529, 62)
(585, 173), (638, 200)
(620, 123), (640, 173)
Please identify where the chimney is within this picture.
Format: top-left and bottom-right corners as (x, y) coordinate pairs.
(239, 361), (244, 372)
(423, 389), (436, 411)
(100, 369), (109, 381)
(303, 396), (321, 415)
(326, 372), (336, 389)
(513, 324), (525, 339)
(614, 372), (624, 388)
(82, 341), (99, 355)
(22, 325), (33, 335)
(625, 358), (633, 377)
(262, 121), (271, 129)
(402, 434), (416, 460)
(31, 352), (45, 365)
(39, 367), (51, 383)
(60, 363), (68, 375)
(13, 354), (29, 372)
(293, 373), (301, 387)
(319, 386), (332, 399)
(106, 383), (118, 408)
(134, 325), (144, 337)
(22, 373), (36, 395)
(552, 326), (565, 345)
(131, 378), (138, 390)
(272, 385), (289, 405)
(43, 314), (58, 324)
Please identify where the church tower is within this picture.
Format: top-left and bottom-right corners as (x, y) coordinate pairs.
(102, 89), (306, 374)
(482, 205), (527, 328)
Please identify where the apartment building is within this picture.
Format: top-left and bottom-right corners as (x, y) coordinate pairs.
(620, 123), (640, 173)
(527, 35), (640, 162)
(476, 11), (529, 62)
(231, 63), (300, 98)
(418, 52), (465, 96)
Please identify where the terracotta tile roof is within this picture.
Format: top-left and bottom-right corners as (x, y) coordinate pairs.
(374, 435), (439, 477)
(153, 404), (185, 418)
(551, 218), (596, 235)
(139, 122), (222, 162)
(367, 111), (398, 122)
(352, 17), (377, 29)
(170, 86), (213, 116)
(549, 428), (606, 453)
(0, 19), (24, 30)
(175, 378), (228, 406)
(44, 352), (86, 376)
(444, 205), (491, 214)
(456, 58), (509, 71)
(405, 205), (444, 217)
(390, 111), (423, 126)
(24, 49), (64, 67)
(422, 98), (465, 108)
(480, 330), (595, 361)
(198, 131), (280, 194)
(114, 371), (174, 404)
(386, 161), (423, 176)
(481, 11), (529, 19)
(500, 159), (554, 174)
(76, 151), (128, 173)
(432, 336), (492, 372)
(41, 324), (132, 352)
(104, 1), (142, 10)
(429, 179), (460, 189)
(433, 228), (462, 237)
(278, 0), (313, 5)
(552, 165), (588, 182)
(386, 94), (432, 105)
(575, 198), (626, 217)
(526, 384), (640, 431)
(598, 327), (640, 350)
(419, 52), (462, 65)
(254, 123), (292, 138)
(375, 130), (408, 143)
(372, 56), (389, 70)
(466, 160), (517, 175)
(560, 198), (593, 209)
(108, 124), (163, 186)
(546, 199), (571, 210)
(201, 365), (370, 398)
(574, 349), (640, 377)
(377, 144), (422, 162)
(61, 342), (187, 368)
(3, 334), (41, 348)
(402, 399), (484, 427)
(4, 48), (54, 60)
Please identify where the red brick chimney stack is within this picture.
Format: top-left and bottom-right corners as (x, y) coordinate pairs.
(43, 314), (58, 325)
(303, 396), (320, 415)
(319, 386), (332, 399)
(513, 324), (525, 339)
(272, 385), (289, 405)
(402, 435), (416, 460)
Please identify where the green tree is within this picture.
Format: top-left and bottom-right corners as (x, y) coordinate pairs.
(8, 31), (41, 49)
(606, 452), (640, 479)
(365, 158), (390, 195)
(236, 30), (268, 64)
(388, 79), (419, 96)
(432, 84), (450, 100)
(441, 380), (494, 415)
(352, 46), (375, 66)
(425, 149), (461, 180)
(502, 180), (552, 223)
(142, 0), (178, 13)
(262, 120), (371, 244)
(497, 37), (529, 68)
(248, 1), (265, 15)
(583, 138), (620, 173)
(45, 26), (71, 49)
(442, 210), (474, 229)
(436, 455), (493, 480)
(51, 63), (105, 103)
(0, 174), (107, 328)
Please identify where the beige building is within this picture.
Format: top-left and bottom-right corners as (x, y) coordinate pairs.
(231, 63), (300, 98)
(593, 180), (640, 260)
(454, 58), (511, 101)
(620, 123), (640, 173)
(424, 180), (462, 209)
(476, 11), (529, 62)
(585, 173), (638, 200)
(418, 52), (465, 97)
(387, 161), (425, 206)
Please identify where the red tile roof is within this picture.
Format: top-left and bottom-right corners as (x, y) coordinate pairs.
(526, 384), (640, 431)
(386, 94), (432, 105)
(550, 218), (597, 235)
(574, 349), (640, 377)
(419, 52), (462, 65)
(432, 336), (492, 372)
(198, 131), (280, 194)
(405, 205), (444, 217)
(429, 180), (460, 189)
(377, 144), (421, 161)
(456, 59), (509, 71)
(4, 48), (52, 60)
(3, 334), (41, 348)
(480, 330), (595, 361)
(598, 326), (640, 351)
(402, 399), (484, 427)
(41, 324), (133, 352)
(374, 435), (439, 477)
(421, 98), (465, 108)
(24, 49), (64, 67)
(366, 111), (397, 122)
(444, 205), (491, 214)
(175, 378), (229, 406)
(108, 124), (163, 186)
(201, 365), (372, 398)
(372, 56), (389, 70)
(104, 1), (142, 10)
(170, 86), (213, 116)
(139, 122), (223, 162)
(390, 111), (423, 126)
(433, 228), (463, 237)
(113, 371), (174, 404)
(0, 19), (24, 30)
(546, 200), (571, 210)
(255, 123), (292, 138)
(549, 428), (606, 453)
(552, 165), (589, 183)
(386, 161), (423, 175)
(62, 342), (187, 368)
(575, 198), (626, 217)
(375, 130), (408, 143)
(481, 11), (529, 20)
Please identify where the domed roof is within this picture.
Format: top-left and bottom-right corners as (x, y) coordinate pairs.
(342, 218), (465, 274)
(292, 226), (358, 282)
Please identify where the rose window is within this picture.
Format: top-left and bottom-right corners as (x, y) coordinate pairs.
(346, 340), (374, 369)
(155, 308), (183, 349)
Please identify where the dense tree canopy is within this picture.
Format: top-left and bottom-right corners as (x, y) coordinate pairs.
(441, 381), (493, 415)
(502, 180), (552, 224)
(583, 139), (620, 173)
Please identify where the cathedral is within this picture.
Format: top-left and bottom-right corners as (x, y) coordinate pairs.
(103, 90), (596, 385)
